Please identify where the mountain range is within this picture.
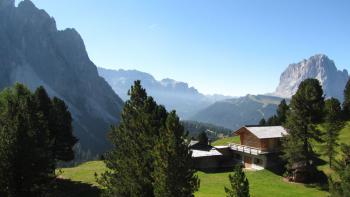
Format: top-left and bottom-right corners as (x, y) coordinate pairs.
(98, 67), (231, 118)
(189, 54), (349, 129)
(0, 0), (123, 156)
(1, 0), (349, 157)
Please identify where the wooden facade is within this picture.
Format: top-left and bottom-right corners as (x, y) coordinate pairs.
(236, 127), (282, 152)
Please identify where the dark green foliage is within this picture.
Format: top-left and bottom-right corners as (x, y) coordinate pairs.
(282, 79), (325, 182)
(266, 115), (280, 126)
(225, 165), (250, 197)
(51, 98), (78, 162)
(276, 99), (289, 124)
(197, 131), (209, 146)
(343, 79), (350, 118)
(99, 81), (199, 197)
(329, 144), (350, 197)
(323, 98), (344, 168)
(0, 84), (76, 197)
(152, 112), (200, 197)
(258, 118), (266, 126)
(264, 99), (289, 126)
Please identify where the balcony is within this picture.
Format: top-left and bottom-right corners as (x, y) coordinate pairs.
(229, 143), (267, 155)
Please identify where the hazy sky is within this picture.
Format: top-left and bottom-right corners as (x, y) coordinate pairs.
(17, 0), (350, 96)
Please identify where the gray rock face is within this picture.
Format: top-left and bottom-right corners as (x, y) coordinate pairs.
(98, 68), (232, 118)
(0, 0), (123, 155)
(274, 54), (349, 100)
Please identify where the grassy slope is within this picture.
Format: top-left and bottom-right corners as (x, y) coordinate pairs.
(196, 170), (327, 197)
(314, 121), (350, 175)
(59, 161), (328, 197)
(59, 122), (350, 197)
(211, 136), (240, 146)
(58, 161), (106, 186)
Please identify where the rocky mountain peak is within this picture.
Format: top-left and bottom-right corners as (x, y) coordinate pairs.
(274, 54), (349, 100)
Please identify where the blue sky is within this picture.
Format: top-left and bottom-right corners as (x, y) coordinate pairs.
(17, 0), (350, 96)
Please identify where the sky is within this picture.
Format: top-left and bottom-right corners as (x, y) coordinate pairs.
(16, 0), (350, 96)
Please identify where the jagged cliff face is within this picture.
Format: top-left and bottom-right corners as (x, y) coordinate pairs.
(274, 54), (349, 100)
(0, 0), (123, 154)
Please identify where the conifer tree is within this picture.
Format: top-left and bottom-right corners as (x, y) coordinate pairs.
(259, 118), (266, 126)
(152, 111), (199, 197)
(225, 165), (250, 197)
(323, 98), (344, 168)
(99, 80), (168, 197)
(197, 131), (209, 146)
(329, 144), (350, 197)
(0, 84), (77, 196)
(99, 81), (199, 197)
(51, 97), (77, 161)
(282, 79), (324, 182)
(343, 79), (350, 118)
(266, 115), (279, 126)
(276, 99), (289, 124)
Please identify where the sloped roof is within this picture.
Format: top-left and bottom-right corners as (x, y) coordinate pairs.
(235, 126), (287, 139)
(191, 148), (223, 158)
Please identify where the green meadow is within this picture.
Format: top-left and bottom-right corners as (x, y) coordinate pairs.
(57, 122), (350, 196)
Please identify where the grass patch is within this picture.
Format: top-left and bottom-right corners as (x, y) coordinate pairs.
(57, 161), (106, 186)
(196, 170), (328, 197)
(212, 136), (240, 146)
(59, 161), (328, 197)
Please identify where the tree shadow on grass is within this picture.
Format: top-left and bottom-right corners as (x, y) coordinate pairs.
(47, 179), (101, 197)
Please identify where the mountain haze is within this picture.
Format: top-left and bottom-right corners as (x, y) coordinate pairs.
(0, 0), (123, 155)
(98, 67), (231, 118)
(190, 95), (283, 129)
(274, 54), (349, 100)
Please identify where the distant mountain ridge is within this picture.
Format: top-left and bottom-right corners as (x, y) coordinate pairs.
(190, 95), (283, 129)
(98, 67), (232, 118)
(274, 54), (349, 100)
(0, 0), (123, 155)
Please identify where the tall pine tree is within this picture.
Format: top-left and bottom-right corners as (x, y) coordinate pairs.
(282, 79), (324, 182)
(276, 99), (289, 124)
(343, 79), (350, 118)
(99, 81), (199, 197)
(323, 98), (344, 168)
(152, 111), (199, 197)
(329, 144), (350, 197)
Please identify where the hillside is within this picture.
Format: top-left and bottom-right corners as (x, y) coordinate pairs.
(98, 67), (231, 118)
(0, 0), (123, 156)
(190, 94), (283, 129)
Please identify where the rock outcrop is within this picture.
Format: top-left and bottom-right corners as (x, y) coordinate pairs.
(274, 54), (349, 100)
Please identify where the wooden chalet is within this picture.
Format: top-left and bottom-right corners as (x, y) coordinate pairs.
(231, 126), (287, 170)
(190, 126), (287, 171)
